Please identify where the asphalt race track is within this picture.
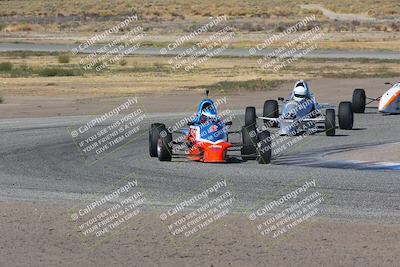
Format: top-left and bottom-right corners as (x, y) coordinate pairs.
(1, 106), (399, 224)
(1, 43), (400, 60)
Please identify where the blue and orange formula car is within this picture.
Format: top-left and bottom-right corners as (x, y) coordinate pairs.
(149, 91), (272, 164)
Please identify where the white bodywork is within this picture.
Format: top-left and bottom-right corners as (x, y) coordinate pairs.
(259, 80), (328, 135)
(379, 83), (400, 114)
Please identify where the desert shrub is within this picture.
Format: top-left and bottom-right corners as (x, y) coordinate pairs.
(5, 23), (36, 32)
(195, 79), (285, 92)
(36, 67), (82, 77)
(392, 22), (400, 31)
(275, 25), (286, 32)
(58, 54), (70, 63)
(0, 62), (13, 71)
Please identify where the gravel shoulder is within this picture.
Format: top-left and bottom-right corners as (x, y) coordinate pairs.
(1, 202), (399, 267)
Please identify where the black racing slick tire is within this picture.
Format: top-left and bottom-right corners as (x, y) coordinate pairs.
(263, 100), (279, 127)
(338, 101), (354, 130)
(245, 106), (257, 127)
(325, 109), (336, 136)
(352, 88), (366, 113)
(149, 123), (165, 157)
(241, 125), (258, 160)
(257, 130), (272, 164)
(157, 126), (172, 161)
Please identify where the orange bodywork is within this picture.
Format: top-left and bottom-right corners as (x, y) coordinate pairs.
(196, 141), (232, 162)
(186, 127), (232, 163)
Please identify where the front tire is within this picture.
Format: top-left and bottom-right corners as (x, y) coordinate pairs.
(149, 123), (165, 157)
(352, 89), (366, 113)
(338, 101), (354, 130)
(157, 127), (172, 161)
(263, 100), (279, 127)
(241, 125), (258, 160)
(325, 109), (336, 136)
(245, 106), (257, 127)
(257, 130), (272, 164)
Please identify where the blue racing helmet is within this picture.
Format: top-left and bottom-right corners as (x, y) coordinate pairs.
(201, 102), (217, 119)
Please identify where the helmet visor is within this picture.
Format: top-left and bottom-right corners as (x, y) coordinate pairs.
(294, 93), (305, 99)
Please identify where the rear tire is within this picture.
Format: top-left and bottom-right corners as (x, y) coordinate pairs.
(325, 109), (336, 136)
(263, 100), (279, 127)
(338, 101), (354, 130)
(352, 89), (366, 113)
(149, 123), (165, 157)
(157, 126), (172, 161)
(241, 125), (258, 160)
(245, 106), (257, 127)
(257, 130), (272, 164)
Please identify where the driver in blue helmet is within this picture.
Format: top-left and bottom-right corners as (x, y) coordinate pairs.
(199, 102), (217, 124)
(187, 101), (219, 148)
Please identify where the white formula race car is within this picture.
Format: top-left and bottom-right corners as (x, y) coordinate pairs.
(246, 80), (354, 136)
(352, 82), (400, 114)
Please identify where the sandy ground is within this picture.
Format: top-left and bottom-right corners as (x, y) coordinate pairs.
(1, 202), (399, 267)
(327, 142), (400, 163)
(0, 77), (395, 119)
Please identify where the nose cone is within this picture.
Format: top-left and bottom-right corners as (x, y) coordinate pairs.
(379, 90), (399, 113)
(378, 93), (390, 112)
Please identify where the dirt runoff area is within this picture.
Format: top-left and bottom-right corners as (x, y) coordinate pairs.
(0, 77), (397, 119)
(0, 202), (399, 267)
